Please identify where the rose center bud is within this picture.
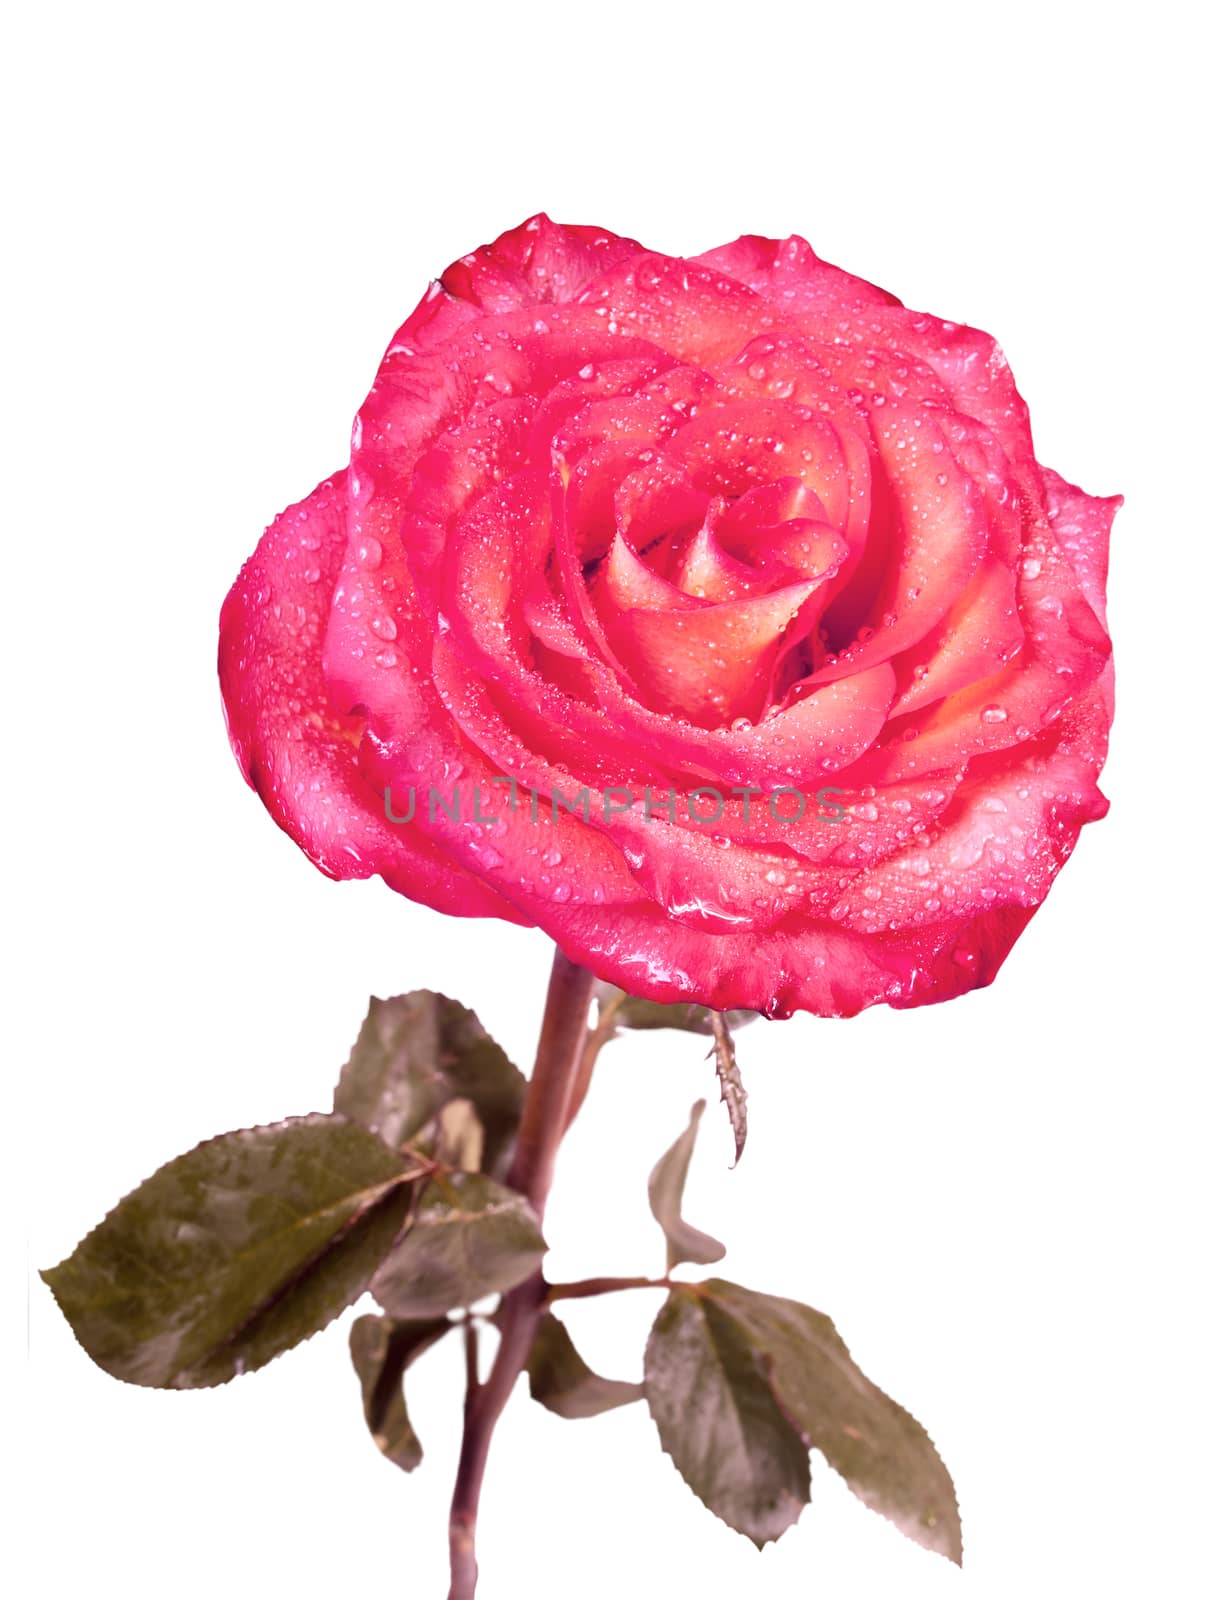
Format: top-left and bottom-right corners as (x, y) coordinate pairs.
(588, 472), (849, 730)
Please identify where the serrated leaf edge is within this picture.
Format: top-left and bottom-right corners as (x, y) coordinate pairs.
(643, 1287), (810, 1550)
(41, 1113), (419, 1389)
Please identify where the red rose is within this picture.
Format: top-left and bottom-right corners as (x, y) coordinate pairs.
(220, 215), (1116, 1017)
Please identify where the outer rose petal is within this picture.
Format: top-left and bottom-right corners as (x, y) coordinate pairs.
(709, 232), (1042, 497)
(696, 234), (903, 316)
(390, 216), (645, 355)
(219, 473), (525, 922)
(528, 892), (1038, 1020)
(1040, 465), (1119, 627)
(577, 253), (775, 364)
(441, 214), (643, 312)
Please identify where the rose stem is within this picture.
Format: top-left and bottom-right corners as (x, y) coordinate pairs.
(546, 1276), (671, 1302)
(446, 947), (598, 1600)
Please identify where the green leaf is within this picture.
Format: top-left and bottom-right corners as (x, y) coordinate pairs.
(371, 1172), (546, 1319)
(42, 1115), (416, 1389)
(644, 1285), (811, 1546)
(599, 987), (757, 1037)
(699, 1281), (961, 1562)
(647, 1101), (726, 1272)
(708, 1011), (748, 1166)
(527, 1311), (644, 1419)
(334, 992), (526, 1176)
(349, 1313), (450, 1472)
(645, 1281), (962, 1563)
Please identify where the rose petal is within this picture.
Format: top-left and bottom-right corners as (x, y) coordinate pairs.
(602, 578), (823, 728)
(1040, 465), (1119, 627)
(219, 474), (522, 920)
(440, 213), (643, 312)
(577, 252), (773, 363)
(695, 233), (903, 318)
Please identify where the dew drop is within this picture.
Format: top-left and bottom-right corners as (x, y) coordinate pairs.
(981, 704), (1008, 724)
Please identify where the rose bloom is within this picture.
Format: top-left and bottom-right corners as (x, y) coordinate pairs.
(220, 216), (1116, 1017)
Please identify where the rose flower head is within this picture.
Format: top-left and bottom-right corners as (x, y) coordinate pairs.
(220, 215), (1117, 1017)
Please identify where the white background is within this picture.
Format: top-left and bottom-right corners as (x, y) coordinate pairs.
(9, 3), (1218, 1597)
